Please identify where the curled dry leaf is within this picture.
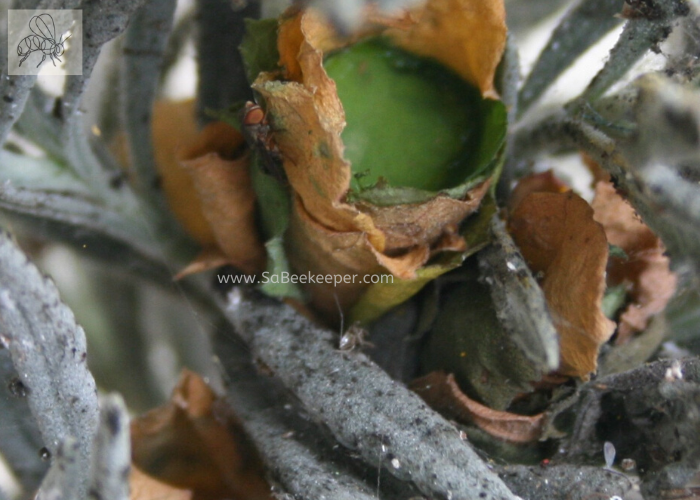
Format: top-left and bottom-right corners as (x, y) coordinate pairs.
(380, 0), (506, 99)
(131, 370), (272, 500)
(177, 121), (266, 276)
(506, 170), (569, 215)
(592, 180), (677, 343)
(253, 0), (506, 321)
(509, 190), (615, 378)
(174, 247), (233, 281)
(151, 100), (217, 246)
(410, 371), (545, 443)
(149, 100), (267, 277)
(130, 465), (193, 500)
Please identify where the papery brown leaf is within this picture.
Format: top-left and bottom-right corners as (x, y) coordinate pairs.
(509, 191), (615, 378)
(354, 180), (490, 253)
(284, 198), (384, 321)
(174, 247), (232, 280)
(381, 0), (507, 98)
(178, 122), (266, 276)
(131, 370), (272, 500)
(507, 170), (569, 214)
(252, 77), (369, 235)
(410, 371), (545, 443)
(592, 181), (677, 343)
(117, 100), (215, 246)
(278, 9), (305, 82)
(130, 465), (193, 500)
(279, 1), (507, 98)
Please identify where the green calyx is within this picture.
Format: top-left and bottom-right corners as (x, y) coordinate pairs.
(324, 37), (506, 202)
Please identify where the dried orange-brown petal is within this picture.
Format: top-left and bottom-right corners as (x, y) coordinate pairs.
(140, 100), (216, 246)
(509, 191), (615, 378)
(411, 371), (545, 443)
(179, 122), (266, 275)
(507, 170), (570, 214)
(592, 180), (677, 343)
(130, 465), (193, 500)
(131, 370), (272, 500)
(383, 0), (506, 98)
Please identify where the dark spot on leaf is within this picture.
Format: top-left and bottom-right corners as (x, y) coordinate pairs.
(8, 377), (28, 397)
(109, 174), (126, 189)
(107, 408), (121, 436)
(2, 95), (13, 103)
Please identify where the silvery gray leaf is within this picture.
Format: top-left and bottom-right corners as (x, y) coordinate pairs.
(87, 394), (130, 500)
(60, 0), (145, 121)
(216, 331), (409, 500)
(577, 0), (691, 103)
(0, 347), (48, 494)
(518, 0), (624, 116)
(121, 0), (177, 197)
(0, 229), (99, 497)
(224, 289), (519, 500)
(34, 437), (82, 500)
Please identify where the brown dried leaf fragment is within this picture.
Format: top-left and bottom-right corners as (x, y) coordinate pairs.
(284, 199), (384, 321)
(114, 100), (218, 246)
(178, 122), (266, 276)
(174, 247), (231, 281)
(130, 465), (193, 500)
(411, 371), (545, 443)
(131, 370), (272, 500)
(507, 170), (569, 214)
(151, 100), (218, 247)
(382, 0), (507, 98)
(592, 180), (677, 343)
(509, 191), (615, 378)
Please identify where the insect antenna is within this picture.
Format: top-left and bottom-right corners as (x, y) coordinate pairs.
(334, 292), (344, 335)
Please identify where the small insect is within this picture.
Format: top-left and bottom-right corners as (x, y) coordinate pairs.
(339, 323), (374, 352)
(241, 101), (287, 183)
(17, 13), (70, 68)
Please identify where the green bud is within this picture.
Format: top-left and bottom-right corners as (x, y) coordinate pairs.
(324, 37), (486, 193)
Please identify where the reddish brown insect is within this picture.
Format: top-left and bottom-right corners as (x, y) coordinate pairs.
(241, 101), (286, 183)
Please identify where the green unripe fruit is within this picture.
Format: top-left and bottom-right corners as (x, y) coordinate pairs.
(324, 37), (484, 193)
